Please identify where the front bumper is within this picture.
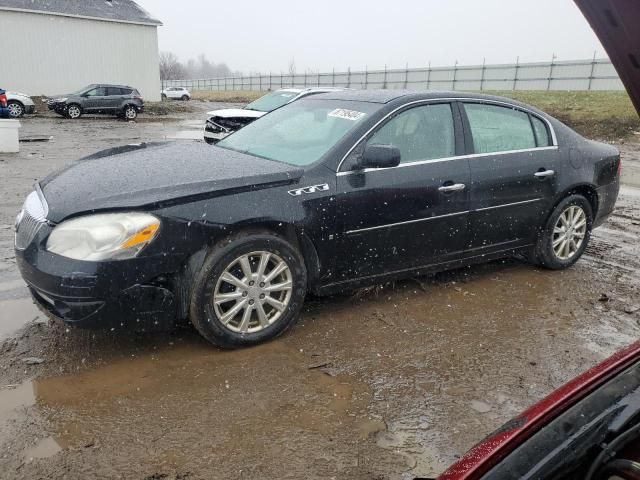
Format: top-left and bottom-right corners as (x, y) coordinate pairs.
(15, 243), (179, 330)
(594, 178), (620, 228)
(203, 121), (231, 141)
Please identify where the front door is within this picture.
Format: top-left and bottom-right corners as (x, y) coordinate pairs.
(82, 86), (108, 112)
(334, 102), (471, 282)
(461, 102), (561, 252)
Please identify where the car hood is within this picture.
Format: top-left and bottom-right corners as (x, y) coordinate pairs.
(206, 108), (265, 119)
(40, 142), (303, 223)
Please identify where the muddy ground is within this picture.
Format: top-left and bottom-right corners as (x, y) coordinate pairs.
(1, 103), (640, 479)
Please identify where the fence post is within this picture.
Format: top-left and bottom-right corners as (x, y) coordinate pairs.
(513, 56), (519, 90)
(332, 68), (335, 87)
(365, 65), (368, 89)
(452, 60), (458, 90)
(304, 71), (307, 87)
(547, 53), (556, 91)
(347, 67), (351, 88)
(404, 62), (409, 89)
(317, 72), (320, 87)
(588, 50), (597, 90)
(480, 57), (486, 91)
(426, 61), (431, 89)
(383, 64), (387, 89)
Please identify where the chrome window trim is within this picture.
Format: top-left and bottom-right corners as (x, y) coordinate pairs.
(335, 97), (558, 174)
(336, 146), (558, 177)
(345, 198), (542, 235)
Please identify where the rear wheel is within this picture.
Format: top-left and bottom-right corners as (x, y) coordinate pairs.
(161, 93), (167, 100)
(204, 137), (217, 145)
(123, 105), (138, 120)
(66, 104), (82, 119)
(189, 233), (307, 348)
(533, 194), (593, 270)
(7, 101), (24, 118)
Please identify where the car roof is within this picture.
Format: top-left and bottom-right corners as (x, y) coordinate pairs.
(93, 84), (134, 89)
(311, 89), (548, 110)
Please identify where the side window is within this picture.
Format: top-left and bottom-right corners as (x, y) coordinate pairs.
(107, 87), (123, 96)
(367, 104), (455, 163)
(531, 115), (552, 147)
(86, 87), (107, 97)
(464, 103), (536, 154)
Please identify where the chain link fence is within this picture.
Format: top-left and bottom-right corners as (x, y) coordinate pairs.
(164, 57), (624, 92)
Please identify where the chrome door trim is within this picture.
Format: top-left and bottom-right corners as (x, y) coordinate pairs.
(335, 97), (558, 174)
(344, 198), (543, 235)
(473, 198), (542, 212)
(345, 210), (470, 235)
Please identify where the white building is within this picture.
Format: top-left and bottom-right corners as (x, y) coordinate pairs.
(0, 0), (162, 101)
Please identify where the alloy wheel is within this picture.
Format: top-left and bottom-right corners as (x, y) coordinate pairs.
(67, 106), (81, 118)
(125, 107), (137, 120)
(212, 251), (293, 334)
(7, 102), (23, 118)
(552, 205), (587, 260)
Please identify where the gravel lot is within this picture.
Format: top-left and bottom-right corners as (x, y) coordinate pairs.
(1, 104), (639, 479)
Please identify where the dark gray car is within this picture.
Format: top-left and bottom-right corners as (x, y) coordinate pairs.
(46, 84), (144, 120)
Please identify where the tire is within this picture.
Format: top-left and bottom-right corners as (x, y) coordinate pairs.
(7, 101), (24, 118)
(189, 232), (307, 348)
(181, 95), (190, 101)
(66, 104), (82, 119)
(123, 105), (138, 120)
(161, 93), (167, 100)
(532, 194), (593, 270)
(204, 137), (217, 145)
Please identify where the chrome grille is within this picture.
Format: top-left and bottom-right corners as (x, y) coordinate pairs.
(15, 191), (48, 250)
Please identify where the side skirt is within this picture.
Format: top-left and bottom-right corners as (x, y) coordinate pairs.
(314, 245), (534, 296)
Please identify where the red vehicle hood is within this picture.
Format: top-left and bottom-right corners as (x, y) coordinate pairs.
(575, 0), (640, 115)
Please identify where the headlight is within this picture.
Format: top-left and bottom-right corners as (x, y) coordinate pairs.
(55, 98), (68, 103)
(46, 213), (160, 261)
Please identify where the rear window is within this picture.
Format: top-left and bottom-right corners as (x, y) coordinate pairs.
(464, 103), (536, 154)
(531, 115), (552, 147)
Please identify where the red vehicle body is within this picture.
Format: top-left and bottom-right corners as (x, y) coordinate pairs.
(437, 342), (640, 479)
(0, 90), (7, 108)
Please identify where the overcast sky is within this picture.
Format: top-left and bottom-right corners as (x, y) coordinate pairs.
(136, 0), (605, 73)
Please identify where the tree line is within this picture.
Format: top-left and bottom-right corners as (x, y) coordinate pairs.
(159, 52), (242, 80)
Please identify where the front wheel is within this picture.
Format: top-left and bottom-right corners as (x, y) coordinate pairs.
(7, 101), (24, 118)
(190, 233), (307, 348)
(181, 95), (190, 101)
(533, 194), (593, 270)
(66, 104), (82, 119)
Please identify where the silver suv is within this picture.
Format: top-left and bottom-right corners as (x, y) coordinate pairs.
(46, 84), (144, 120)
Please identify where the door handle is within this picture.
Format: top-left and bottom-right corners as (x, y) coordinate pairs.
(438, 183), (466, 193)
(534, 169), (555, 178)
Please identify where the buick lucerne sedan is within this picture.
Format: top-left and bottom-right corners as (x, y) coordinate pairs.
(14, 90), (620, 348)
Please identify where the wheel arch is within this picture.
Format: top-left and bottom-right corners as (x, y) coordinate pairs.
(7, 99), (24, 107)
(173, 221), (321, 319)
(554, 183), (599, 218)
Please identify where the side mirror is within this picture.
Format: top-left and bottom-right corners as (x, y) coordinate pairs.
(359, 144), (401, 169)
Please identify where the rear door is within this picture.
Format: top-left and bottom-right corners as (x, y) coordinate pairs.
(461, 101), (561, 252)
(106, 87), (126, 111)
(334, 102), (471, 280)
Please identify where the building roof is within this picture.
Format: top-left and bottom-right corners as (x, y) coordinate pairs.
(0, 0), (162, 26)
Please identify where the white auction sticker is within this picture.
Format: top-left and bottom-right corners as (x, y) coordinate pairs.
(328, 108), (367, 121)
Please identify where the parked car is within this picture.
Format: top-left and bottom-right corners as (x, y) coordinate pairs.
(436, 341), (640, 480)
(203, 87), (342, 144)
(45, 84), (144, 120)
(5, 91), (35, 118)
(0, 89), (9, 118)
(14, 90), (620, 348)
(161, 87), (191, 101)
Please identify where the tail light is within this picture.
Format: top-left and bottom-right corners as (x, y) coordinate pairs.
(0, 94), (7, 108)
(618, 157), (622, 177)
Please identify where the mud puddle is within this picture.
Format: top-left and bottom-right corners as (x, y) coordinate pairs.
(0, 298), (43, 341)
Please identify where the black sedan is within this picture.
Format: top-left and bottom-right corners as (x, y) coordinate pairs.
(14, 90), (621, 348)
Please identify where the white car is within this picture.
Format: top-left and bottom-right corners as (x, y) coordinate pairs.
(5, 91), (35, 118)
(161, 87), (191, 101)
(203, 87), (342, 144)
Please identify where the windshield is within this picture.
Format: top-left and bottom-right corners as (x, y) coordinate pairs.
(244, 90), (301, 112)
(70, 85), (95, 95)
(217, 99), (380, 166)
